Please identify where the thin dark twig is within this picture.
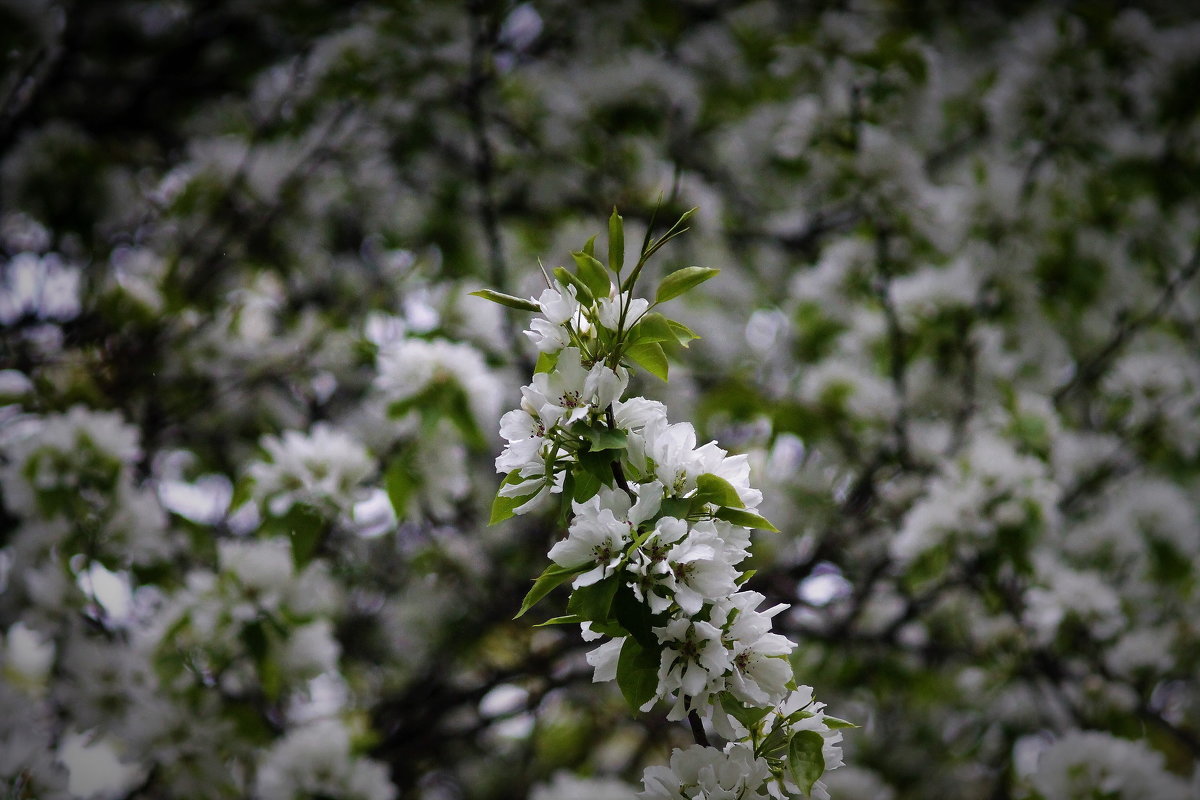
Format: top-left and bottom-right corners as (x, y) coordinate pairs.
(1054, 242), (1200, 403)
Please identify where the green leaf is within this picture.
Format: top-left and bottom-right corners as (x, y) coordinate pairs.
(567, 575), (619, 622)
(534, 350), (559, 374)
(655, 266), (719, 304)
(608, 208), (625, 273)
(719, 692), (771, 730)
(490, 470), (536, 526)
(612, 582), (656, 649)
(384, 454), (415, 519)
(589, 619), (628, 638)
(667, 318), (699, 347)
(616, 636), (659, 711)
(822, 715), (858, 729)
(558, 473), (576, 527)
(534, 614), (585, 627)
(787, 730), (826, 796)
(572, 251), (611, 298)
(694, 473), (744, 508)
(573, 468), (602, 503)
(553, 266), (594, 305)
(659, 497), (694, 520)
(469, 289), (540, 312)
(516, 562), (585, 619)
(584, 425), (628, 452)
(578, 450), (617, 486)
(627, 312), (677, 345)
(714, 506), (778, 531)
(583, 234), (598, 259)
(626, 341), (669, 381)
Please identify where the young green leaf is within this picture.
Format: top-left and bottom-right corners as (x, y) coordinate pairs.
(567, 575), (619, 622)
(612, 582), (656, 649)
(558, 473), (576, 527)
(626, 341), (669, 381)
(585, 425), (628, 452)
(822, 716), (859, 729)
(643, 207), (697, 261)
(468, 289), (540, 312)
(553, 266), (594, 305)
(533, 614), (585, 627)
(616, 637), (659, 711)
(736, 569), (757, 585)
(714, 506), (779, 531)
(627, 312), (677, 344)
(572, 251), (611, 298)
(655, 266), (719, 304)
(582, 233), (598, 259)
(719, 692), (771, 729)
(490, 470), (537, 525)
(694, 473), (745, 508)
(576, 449), (616, 486)
(516, 562), (586, 619)
(534, 350), (559, 374)
(573, 468), (602, 503)
(667, 318), (699, 347)
(658, 497), (694, 520)
(787, 730), (826, 796)
(609, 207), (625, 273)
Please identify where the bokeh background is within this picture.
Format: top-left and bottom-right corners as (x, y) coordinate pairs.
(1, 1), (1199, 798)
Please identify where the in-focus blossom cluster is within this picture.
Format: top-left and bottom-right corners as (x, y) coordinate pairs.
(482, 211), (847, 798)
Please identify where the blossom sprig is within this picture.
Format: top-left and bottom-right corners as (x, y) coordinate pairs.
(475, 208), (847, 798)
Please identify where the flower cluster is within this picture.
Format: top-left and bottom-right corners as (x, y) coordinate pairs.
(480, 210), (847, 798)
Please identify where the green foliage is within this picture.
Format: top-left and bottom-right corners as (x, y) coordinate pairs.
(490, 470), (536, 526)
(714, 507), (780, 532)
(567, 575), (620, 623)
(571, 251), (611, 298)
(693, 473), (745, 508)
(516, 563), (586, 619)
(626, 340), (669, 381)
(468, 289), (541, 312)
(787, 730), (826, 796)
(608, 208), (625, 274)
(616, 637), (660, 711)
(655, 266), (720, 304)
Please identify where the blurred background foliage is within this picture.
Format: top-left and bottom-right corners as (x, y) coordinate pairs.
(1, 0), (1199, 798)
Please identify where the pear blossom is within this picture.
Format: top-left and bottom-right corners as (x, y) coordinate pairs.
(585, 636), (625, 683)
(640, 743), (772, 800)
(628, 521), (738, 615)
(548, 506), (632, 588)
(642, 417), (704, 496)
(525, 285), (582, 353)
(650, 617), (731, 719)
(711, 592), (795, 706)
(527, 347), (595, 428)
(597, 290), (649, 331)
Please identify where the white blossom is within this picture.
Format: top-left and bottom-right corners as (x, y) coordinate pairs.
(640, 743), (772, 800)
